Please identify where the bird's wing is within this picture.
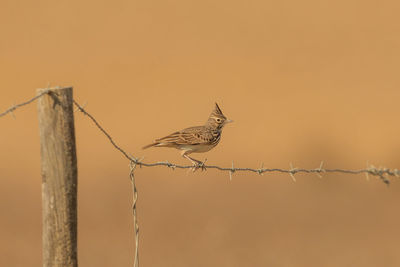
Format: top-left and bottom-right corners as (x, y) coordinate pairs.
(156, 126), (212, 145)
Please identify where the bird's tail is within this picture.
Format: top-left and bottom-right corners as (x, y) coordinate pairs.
(142, 142), (159, 150)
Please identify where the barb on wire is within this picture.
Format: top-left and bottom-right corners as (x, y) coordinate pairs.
(258, 163), (264, 176)
(129, 160), (139, 267)
(289, 162), (297, 182)
(229, 161), (235, 181)
(315, 161), (325, 179)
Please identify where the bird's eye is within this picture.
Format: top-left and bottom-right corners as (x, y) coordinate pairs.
(216, 118), (221, 123)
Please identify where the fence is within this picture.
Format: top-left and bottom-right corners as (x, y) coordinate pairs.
(1, 86), (399, 267)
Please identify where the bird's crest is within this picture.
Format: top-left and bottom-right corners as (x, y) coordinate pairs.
(210, 102), (225, 118)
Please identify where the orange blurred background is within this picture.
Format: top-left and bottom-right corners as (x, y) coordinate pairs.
(1, 0), (400, 266)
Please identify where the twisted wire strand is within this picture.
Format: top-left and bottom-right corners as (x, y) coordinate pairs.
(0, 89), (50, 118)
(129, 161), (139, 267)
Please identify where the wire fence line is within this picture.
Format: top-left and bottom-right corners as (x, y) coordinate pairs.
(2, 88), (399, 183)
(72, 98), (398, 185)
(1, 87), (400, 267)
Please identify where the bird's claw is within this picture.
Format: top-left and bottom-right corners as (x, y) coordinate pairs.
(192, 159), (207, 172)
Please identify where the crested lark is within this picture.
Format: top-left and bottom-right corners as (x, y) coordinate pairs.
(143, 103), (232, 169)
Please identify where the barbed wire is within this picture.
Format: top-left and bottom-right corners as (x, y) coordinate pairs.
(72, 95), (397, 185)
(2, 87), (399, 184)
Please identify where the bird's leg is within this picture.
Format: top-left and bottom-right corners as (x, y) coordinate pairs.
(182, 151), (207, 172)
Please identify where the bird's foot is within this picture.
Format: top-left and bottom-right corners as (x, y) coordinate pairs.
(191, 158), (207, 172)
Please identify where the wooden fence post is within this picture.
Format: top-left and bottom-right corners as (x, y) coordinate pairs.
(37, 87), (78, 267)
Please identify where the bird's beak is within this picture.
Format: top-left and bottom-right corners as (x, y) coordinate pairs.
(225, 119), (233, 124)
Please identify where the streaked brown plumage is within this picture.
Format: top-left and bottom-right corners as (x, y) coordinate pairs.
(143, 103), (232, 168)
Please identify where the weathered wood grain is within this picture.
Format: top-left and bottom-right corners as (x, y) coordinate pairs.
(37, 87), (77, 267)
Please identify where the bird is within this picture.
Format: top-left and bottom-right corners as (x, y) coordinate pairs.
(143, 103), (233, 170)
